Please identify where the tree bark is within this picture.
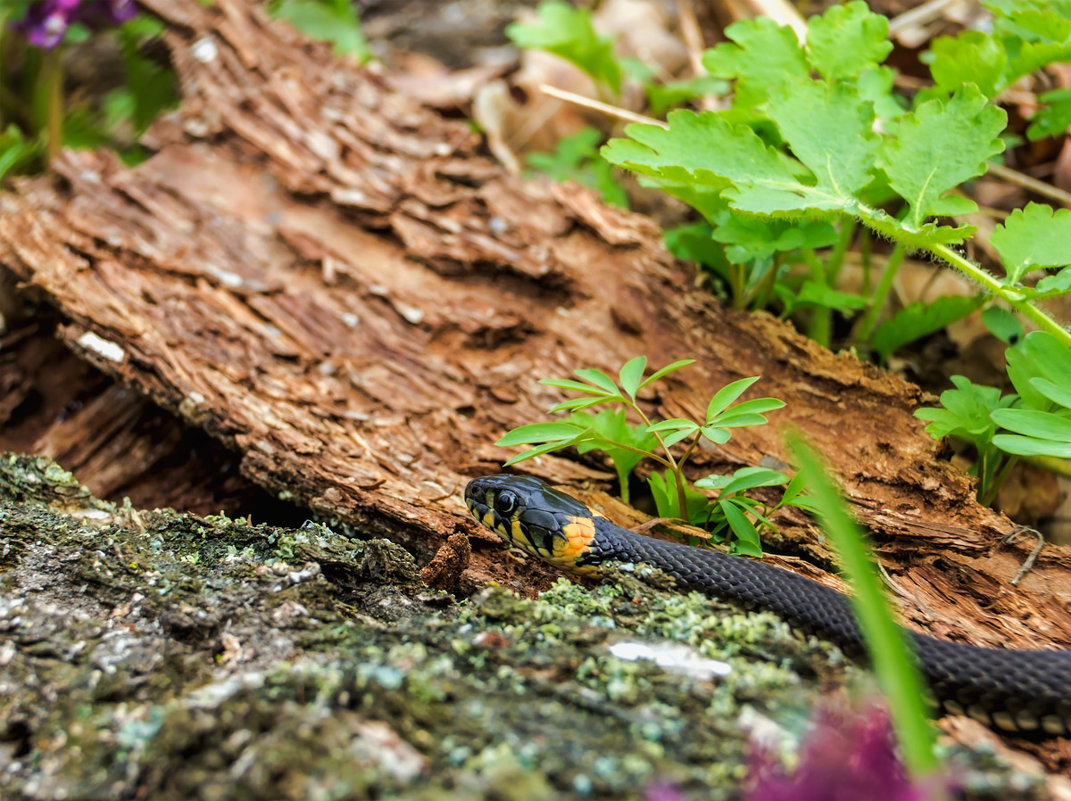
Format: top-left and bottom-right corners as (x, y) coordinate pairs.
(1, 0), (1069, 665)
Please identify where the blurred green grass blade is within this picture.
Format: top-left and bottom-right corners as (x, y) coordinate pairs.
(785, 430), (937, 778)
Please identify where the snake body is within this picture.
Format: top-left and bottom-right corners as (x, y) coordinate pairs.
(465, 474), (1071, 737)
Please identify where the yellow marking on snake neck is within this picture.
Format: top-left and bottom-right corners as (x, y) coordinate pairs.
(558, 515), (597, 566)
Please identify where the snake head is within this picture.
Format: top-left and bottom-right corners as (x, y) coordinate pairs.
(464, 474), (599, 570)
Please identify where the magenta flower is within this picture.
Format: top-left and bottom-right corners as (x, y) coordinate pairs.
(11, 0), (136, 49)
(746, 702), (946, 801)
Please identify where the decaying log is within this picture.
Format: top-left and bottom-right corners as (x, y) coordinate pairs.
(1, 0), (1069, 667)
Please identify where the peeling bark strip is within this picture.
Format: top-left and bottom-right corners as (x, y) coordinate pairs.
(1, 0), (1070, 650)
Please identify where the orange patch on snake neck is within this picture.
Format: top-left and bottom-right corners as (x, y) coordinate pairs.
(557, 515), (597, 568)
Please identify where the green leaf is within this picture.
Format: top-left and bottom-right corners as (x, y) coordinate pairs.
(697, 466), (788, 496)
(914, 375), (1014, 449)
(646, 75), (730, 117)
(573, 368), (620, 395)
(661, 428), (698, 448)
(879, 87), (1006, 231)
(720, 499), (763, 556)
(506, 1), (621, 96)
(1006, 330), (1071, 409)
(496, 422), (588, 447)
(1027, 88), (1071, 140)
(705, 413), (769, 429)
(701, 16), (809, 109)
(698, 425), (732, 445)
(638, 358), (696, 389)
(503, 441), (574, 466)
(525, 127), (628, 208)
(766, 79), (881, 207)
(1035, 267), (1071, 295)
(1031, 377), (1071, 409)
(0, 124), (40, 180)
(645, 418), (699, 449)
(546, 396), (616, 413)
(618, 356), (647, 400)
(991, 434), (1071, 458)
(805, 1), (893, 82)
(990, 203), (1071, 284)
(870, 295), (985, 361)
(646, 418), (701, 434)
(991, 408), (1071, 442)
(711, 213), (838, 262)
(793, 280), (868, 312)
(648, 471), (710, 522)
(706, 376), (760, 421)
(777, 470), (820, 513)
(570, 409), (657, 502)
(928, 31), (1007, 98)
(980, 306), (1024, 344)
(270, 0), (370, 59)
(720, 397), (786, 416)
(540, 377), (616, 397)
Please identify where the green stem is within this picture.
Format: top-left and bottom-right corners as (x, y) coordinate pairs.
(730, 262), (748, 310)
(856, 242), (907, 344)
(930, 243), (1071, 349)
(979, 453), (1018, 508)
(40, 46), (63, 169)
(624, 397), (690, 515)
(859, 228), (872, 295)
(826, 218), (855, 286)
(801, 247), (831, 347)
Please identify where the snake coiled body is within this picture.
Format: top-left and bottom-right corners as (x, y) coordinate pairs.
(465, 474), (1071, 737)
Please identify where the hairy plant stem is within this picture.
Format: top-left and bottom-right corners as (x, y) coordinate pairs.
(930, 242), (1071, 348)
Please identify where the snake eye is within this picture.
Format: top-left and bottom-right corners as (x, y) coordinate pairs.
(494, 490), (518, 516)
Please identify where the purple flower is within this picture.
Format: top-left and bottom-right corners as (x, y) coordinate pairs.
(11, 0), (137, 49)
(746, 702), (946, 801)
(644, 781), (687, 801)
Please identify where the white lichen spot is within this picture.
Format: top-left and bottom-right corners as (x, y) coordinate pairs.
(191, 36), (218, 63)
(608, 640), (732, 680)
(341, 312), (360, 327)
(333, 188), (368, 205)
(211, 267), (244, 288)
(76, 331), (125, 362)
(398, 304), (425, 325)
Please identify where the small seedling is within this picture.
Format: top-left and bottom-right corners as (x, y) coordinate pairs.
(497, 356), (809, 554)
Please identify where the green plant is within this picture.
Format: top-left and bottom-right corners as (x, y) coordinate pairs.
(915, 330), (1071, 503)
(496, 356), (809, 554)
(786, 431), (937, 780)
(1, 3), (178, 173)
(913, 376), (1017, 505)
(525, 126), (628, 208)
(506, 2), (623, 101)
(266, 0), (370, 61)
(600, 1), (1071, 358)
(506, 1), (728, 111)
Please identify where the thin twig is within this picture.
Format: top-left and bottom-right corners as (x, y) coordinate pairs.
(538, 84), (667, 129)
(1003, 525), (1045, 586)
(887, 0), (961, 37)
(988, 162), (1071, 209)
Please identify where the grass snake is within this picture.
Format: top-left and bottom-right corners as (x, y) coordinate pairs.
(465, 474), (1071, 737)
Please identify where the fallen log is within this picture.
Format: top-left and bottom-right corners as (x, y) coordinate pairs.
(1, 0), (1069, 669)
